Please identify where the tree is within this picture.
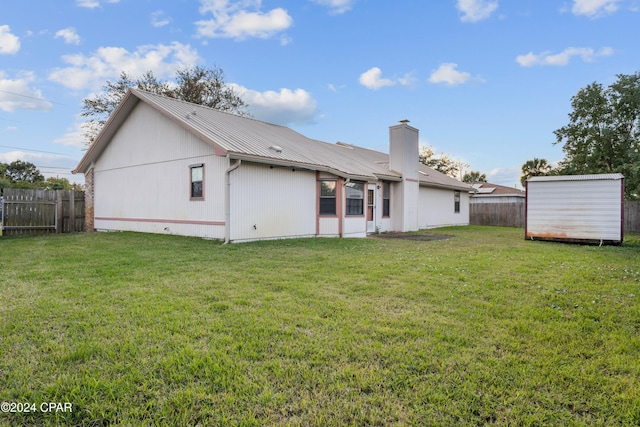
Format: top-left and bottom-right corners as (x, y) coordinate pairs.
(4, 160), (44, 187)
(81, 66), (248, 147)
(463, 171), (487, 182)
(0, 163), (10, 193)
(520, 158), (553, 186)
(44, 176), (73, 190)
(419, 145), (469, 180)
(554, 71), (640, 199)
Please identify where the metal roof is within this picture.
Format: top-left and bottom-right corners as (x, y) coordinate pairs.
(528, 173), (624, 182)
(75, 89), (472, 191)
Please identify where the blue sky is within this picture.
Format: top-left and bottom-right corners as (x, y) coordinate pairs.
(1, 0), (639, 187)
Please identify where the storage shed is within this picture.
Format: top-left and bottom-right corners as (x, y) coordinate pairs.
(525, 174), (625, 245)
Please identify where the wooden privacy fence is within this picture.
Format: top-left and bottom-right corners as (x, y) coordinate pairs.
(470, 200), (526, 228)
(470, 199), (640, 232)
(626, 200), (640, 232)
(1, 189), (85, 237)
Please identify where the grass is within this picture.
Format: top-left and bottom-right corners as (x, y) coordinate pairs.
(1, 226), (639, 426)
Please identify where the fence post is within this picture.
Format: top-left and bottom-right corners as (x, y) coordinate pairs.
(69, 190), (76, 233)
(56, 190), (63, 233)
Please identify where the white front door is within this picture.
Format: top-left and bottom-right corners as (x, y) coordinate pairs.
(366, 184), (376, 233)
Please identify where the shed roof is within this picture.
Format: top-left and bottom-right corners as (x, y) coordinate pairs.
(74, 89), (471, 191)
(528, 173), (624, 182)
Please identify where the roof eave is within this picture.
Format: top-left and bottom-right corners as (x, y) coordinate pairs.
(228, 153), (377, 182)
(420, 181), (473, 192)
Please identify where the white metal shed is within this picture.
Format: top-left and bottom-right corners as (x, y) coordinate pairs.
(525, 174), (625, 245)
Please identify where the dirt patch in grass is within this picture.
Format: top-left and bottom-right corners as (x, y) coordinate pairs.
(369, 232), (453, 241)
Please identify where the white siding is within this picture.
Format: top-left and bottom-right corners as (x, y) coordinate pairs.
(526, 178), (623, 242)
(343, 217), (367, 238)
(318, 217), (340, 236)
(418, 187), (469, 229)
(229, 163), (316, 242)
(93, 102), (227, 239)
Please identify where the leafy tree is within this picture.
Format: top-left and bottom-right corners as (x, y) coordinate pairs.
(0, 163), (9, 194)
(554, 71), (640, 199)
(81, 66), (248, 147)
(4, 160), (44, 186)
(419, 145), (469, 179)
(463, 171), (487, 182)
(520, 158), (553, 186)
(45, 176), (73, 190)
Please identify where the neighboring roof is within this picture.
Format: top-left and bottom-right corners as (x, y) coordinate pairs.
(470, 182), (525, 197)
(528, 173), (624, 182)
(74, 89), (471, 192)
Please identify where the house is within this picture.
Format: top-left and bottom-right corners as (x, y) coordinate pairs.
(526, 174), (625, 245)
(469, 182), (525, 204)
(74, 89), (472, 242)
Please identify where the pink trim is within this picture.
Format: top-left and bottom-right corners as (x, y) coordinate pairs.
(95, 217), (225, 226)
(214, 147), (226, 157)
(620, 177), (625, 243)
(406, 178), (419, 183)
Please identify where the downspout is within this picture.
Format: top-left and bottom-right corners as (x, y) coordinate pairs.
(224, 158), (242, 244)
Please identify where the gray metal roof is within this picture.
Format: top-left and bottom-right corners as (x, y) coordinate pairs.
(75, 89), (472, 191)
(528, 173), (624, 182)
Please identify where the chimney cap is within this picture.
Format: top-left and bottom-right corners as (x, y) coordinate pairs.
(399, 119), (410, 124)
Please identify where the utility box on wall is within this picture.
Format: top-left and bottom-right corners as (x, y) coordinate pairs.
(525, 174), (625, 245)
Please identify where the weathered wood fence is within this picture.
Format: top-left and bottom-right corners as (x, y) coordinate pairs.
(470, 199), (640, 232)
(1, 189), (85, 237)
(470, 200), (526, 228)
(627, 200), (640, 232)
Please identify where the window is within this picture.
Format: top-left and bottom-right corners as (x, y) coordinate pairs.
(190, 164), (203, 199)
(319, 181), (337, 215)
(454, 190), (460, 213)
(346, 181), (364, 216)
(382, 181), (390, 217)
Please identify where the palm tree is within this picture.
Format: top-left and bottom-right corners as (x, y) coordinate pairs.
(520, 158), (553, 186)
(462, 171), (487, 183)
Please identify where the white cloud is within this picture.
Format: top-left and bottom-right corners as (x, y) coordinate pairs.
(486, 167), (523, 188)
(53, 120), (87, 148)
(456, 0), (499, 22)
(55, 27), (81, 45)
(571, 0), (620, 17)
(48, 42), (201, 90)
(196, 0), (292, 40)
(0, 25), (20, 55)
(358, 68), (417, 90)
(0, 72), (53, 112)
(359, 67), (395, 90)
(0, 151), (83, 183)
(311, 0), (355, 14)
(76, 0), (120, 8)
(516, 46), (614, 67)
(428, 63), (471, 86)
(151, 10), (171, 28)
(231, 84), (319, 125)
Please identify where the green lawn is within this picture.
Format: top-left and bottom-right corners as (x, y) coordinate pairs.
(1, 227), (639, 426)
